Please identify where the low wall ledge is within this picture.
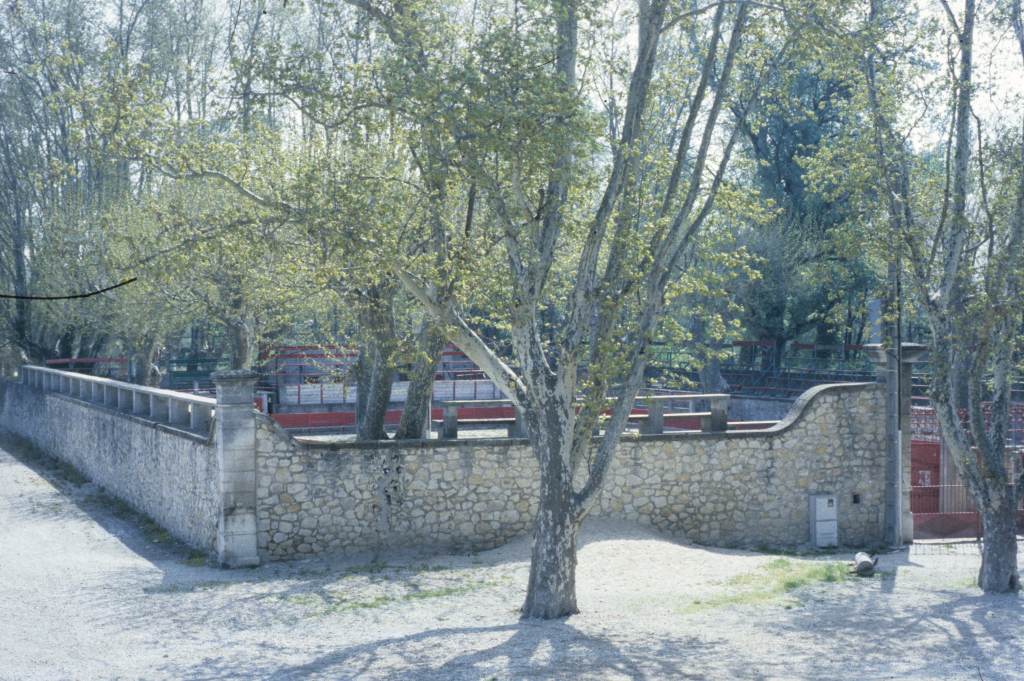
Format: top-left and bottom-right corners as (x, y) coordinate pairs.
(45, 389), (213, 444)
(279, 382), (879, 451)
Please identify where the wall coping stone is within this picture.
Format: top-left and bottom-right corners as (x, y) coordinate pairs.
(37, 386), (213, 444)
(22, 365), (216, 405)
(212, 370), (260, 407)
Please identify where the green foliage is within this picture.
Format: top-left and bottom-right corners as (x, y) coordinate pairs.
(3, 0), (1020, 415)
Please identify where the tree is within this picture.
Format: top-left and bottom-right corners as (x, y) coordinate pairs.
(0, 0), (182, 368)
(733, 65), (878, 371)
(861, 0), (1023, 592)
(118, 1), (456, 439)
(343, 0), (798, 617)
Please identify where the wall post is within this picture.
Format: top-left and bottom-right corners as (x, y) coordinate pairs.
(212, 370), (260, 567)
(867, 342), (927, 546)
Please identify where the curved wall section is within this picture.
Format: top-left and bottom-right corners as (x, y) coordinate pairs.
(255, 382), (887, 558)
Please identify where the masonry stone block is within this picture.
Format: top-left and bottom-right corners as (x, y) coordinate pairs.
(212, 370), (260, 568)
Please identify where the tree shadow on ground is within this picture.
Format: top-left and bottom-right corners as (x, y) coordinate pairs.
(0, 430), (196, 564)
(753, 579), (1023, 679)
(165, 621), (730, 681)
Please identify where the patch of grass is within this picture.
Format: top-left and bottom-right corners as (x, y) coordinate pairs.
(404, 584), (478, 601)
(331, 594), (394, 612)
(680, 558), (849, 614)
(282, 590), (394, 613)
(343, 559), (392, 575)
(183, 552), (208, 567)
(140, 518), (172, 544)
(90, 492), (134, 518)
(284, 593), (328, 607)
(144, 580), (234, 594)
(752, 545), (847, 558)
(50, 458), (88, 486)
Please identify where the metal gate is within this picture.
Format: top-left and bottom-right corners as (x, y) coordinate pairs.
(910, 404), (1024, 539)
(910, 480), (982, 540)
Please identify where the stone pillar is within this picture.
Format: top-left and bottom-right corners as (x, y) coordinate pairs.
(641, 400), (665, 435)
(509, 405), (526, 438)
(442, 404), (459, 440)
(867, 342), (927, 546)
(212, 370), (260, 568)
(707, 396), (729, 433)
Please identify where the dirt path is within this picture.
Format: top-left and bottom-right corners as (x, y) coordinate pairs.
(1, 434), (1021, 680)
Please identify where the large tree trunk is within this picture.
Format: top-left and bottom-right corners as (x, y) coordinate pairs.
(522, 456), (581, 619)
(355, 352), (370, 428)
(141, 339), (162, 386)
(354, 288), (398, 441)
(395, 324), (444, 440)
(131, 345), (161, 386)
(978, 495), (1021, 592)
(84, 333), (108, 360)
(520, 386), (584, 619)
(692, 314), (729, 392)
(227, 319), (254, 370)
(699, 356), (729, 393)
(932, 356), (1022, 593)
(10, 213), (34, 360)
(760, 336), (785, 374)
(814, 321), (836, 360)
(55, 331), (75, 362)
(356, 341), (394, 441)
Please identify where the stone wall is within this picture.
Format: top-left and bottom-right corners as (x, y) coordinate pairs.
(255, 418), (539, 559)
(0, 380), (220, 551)
(596, 383), (885, 548)
(0, 372), (888, 562)
(256, 382), (887, 558)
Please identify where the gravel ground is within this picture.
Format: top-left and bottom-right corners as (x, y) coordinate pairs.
(1, 433), (1021, 681)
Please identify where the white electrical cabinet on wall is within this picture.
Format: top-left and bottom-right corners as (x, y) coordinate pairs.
(809, 493), (838, 548)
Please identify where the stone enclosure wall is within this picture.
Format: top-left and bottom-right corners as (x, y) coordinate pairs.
(1, 370), (889, 563)
(0, 380), (220, 551)
(256, 382), (887, 558)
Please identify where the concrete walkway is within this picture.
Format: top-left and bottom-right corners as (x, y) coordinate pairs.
(0, 435), (204, 679)
(1, 432), (1022, 681)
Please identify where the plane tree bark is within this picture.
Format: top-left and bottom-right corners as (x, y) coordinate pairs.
(358, 0), (781, 617)
(864, 0), (1023, 592)
(394, 322), (445, 440)
(353, 285), (399, 441)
